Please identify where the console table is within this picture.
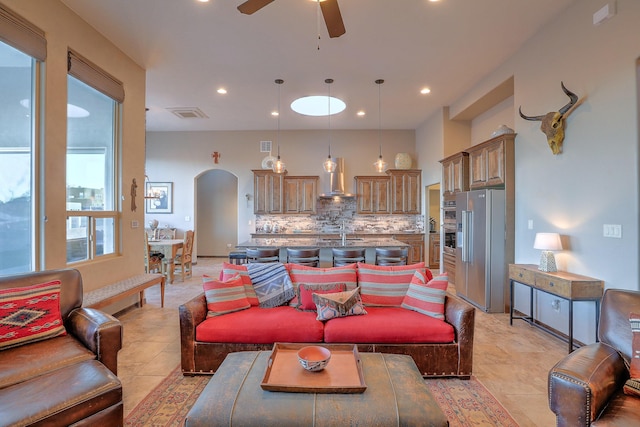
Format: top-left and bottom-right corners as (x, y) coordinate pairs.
(508, 264), (604, 353)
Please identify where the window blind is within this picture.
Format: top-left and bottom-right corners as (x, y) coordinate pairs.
(0, 4), (46, 61)
(68, 49), (124, 103)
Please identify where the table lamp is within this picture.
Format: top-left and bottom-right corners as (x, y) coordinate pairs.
(533, 232), (562, 272)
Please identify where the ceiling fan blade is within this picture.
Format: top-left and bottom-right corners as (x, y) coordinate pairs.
(237, 0), (275, 15)
(320, 0), (346, 38)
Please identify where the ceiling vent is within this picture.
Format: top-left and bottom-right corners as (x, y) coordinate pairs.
(166, 107), (208, 119)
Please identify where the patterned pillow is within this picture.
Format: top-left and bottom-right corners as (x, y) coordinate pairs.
(220, 262), (259, 306)
(313, 287), (367, 321)
(246, 262), (295, 308)
(287, 263), (358, 293)
(0, 280), (67, 350)
(297, 283), (347, 311)
(203, 275), (250, 317)
(401, 271), (448, 320)
(357, 262), (428, 307)
(623, 313), (640, 397)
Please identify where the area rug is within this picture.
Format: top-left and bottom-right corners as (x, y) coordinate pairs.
(126, 366), (518, 427)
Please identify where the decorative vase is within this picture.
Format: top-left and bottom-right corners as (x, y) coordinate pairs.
(394, 153), (412, 169)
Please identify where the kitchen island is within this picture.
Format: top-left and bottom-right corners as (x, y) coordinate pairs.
(236, 236), (409, 266)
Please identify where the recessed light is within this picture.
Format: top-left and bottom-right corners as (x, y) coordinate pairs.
(357, 111), (366, 116)
(271, 111), (279, 116)
(420, 87), (431, 94)
(217, 88), (227, 94)
(196, 0), (210, 3)
(291, 96), (346, 116)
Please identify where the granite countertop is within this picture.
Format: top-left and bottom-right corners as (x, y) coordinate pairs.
(251, 231), (423, 238)
(236, 237), (409, 248)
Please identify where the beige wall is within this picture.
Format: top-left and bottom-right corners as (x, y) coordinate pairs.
(3, 1), (147, 296)
(146, 129), (416, 250)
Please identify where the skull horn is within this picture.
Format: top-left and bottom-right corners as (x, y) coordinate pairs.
(558, 81), (578, 115)
(518, 106), (545, 121)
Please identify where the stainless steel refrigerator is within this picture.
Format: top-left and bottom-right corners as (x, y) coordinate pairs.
(455, 189), (506, 313)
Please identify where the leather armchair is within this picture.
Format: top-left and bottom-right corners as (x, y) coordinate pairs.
(549, 289), (640, 426)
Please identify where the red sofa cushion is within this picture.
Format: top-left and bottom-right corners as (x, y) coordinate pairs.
(196, 306), (324, 344)
(357, 262), (430, 307)
(323, 307), (454, 344)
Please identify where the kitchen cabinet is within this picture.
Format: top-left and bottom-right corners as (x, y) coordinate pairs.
(467, 133), (514, 189)
(429, 233), (440, 270)
(354, 176), (390, 214)
(439, 152), (469, 195)
(284, 176), (318, 214)
(252, 170), (284, 214)
(394, 233), (424, 264)
(442, 250), (455, 284)
(387, 169), (421, 214)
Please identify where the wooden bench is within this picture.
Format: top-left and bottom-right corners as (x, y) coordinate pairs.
(83, 273), (165, 309)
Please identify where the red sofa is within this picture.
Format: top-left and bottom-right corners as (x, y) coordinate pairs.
(180, 263), (475, 378)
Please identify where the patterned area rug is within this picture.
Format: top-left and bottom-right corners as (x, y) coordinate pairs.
(126, 366), (518, 426)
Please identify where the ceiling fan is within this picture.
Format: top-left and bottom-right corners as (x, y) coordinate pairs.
(237, 0), (346, 38)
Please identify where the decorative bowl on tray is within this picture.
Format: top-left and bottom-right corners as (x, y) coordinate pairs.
(297, 345), (331, 372)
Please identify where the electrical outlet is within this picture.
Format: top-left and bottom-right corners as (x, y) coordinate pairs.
(131, 220), (139, 228)
(527, 219), (533, 230)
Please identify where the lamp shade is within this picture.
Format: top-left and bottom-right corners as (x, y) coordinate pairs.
(533, 233), (562, 251)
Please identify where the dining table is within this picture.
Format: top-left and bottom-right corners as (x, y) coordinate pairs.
(149, 238), (183, 283)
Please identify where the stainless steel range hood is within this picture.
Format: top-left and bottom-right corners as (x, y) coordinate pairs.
(319, 157), (355, 198)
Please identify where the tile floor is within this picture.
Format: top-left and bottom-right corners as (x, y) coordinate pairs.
(115, 257), (566, 426)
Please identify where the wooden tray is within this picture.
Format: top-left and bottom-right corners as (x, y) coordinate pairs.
(260, 343), (367, 393)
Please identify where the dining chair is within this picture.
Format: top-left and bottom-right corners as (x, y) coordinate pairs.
(332, 248), (365, 267)
(246, 247), (280, 263)
(286, 248), (320, 267)
(144, 233), (165, 275)
(173, 230), (195, 282)
(375, 247), (409, 266)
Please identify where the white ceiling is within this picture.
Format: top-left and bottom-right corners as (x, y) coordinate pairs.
(60, 0), (576, 132)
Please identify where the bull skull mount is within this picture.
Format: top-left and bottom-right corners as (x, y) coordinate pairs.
(519, 82), (579, 155)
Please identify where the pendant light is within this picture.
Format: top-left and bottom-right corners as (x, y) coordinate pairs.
(373, 79), (387, 173)
(322, 78), (337, 173)
(272, 79), (286, 174)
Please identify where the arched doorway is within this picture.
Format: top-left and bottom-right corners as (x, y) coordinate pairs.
(196, 169), (238, 256)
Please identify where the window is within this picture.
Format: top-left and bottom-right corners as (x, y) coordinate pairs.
(0, 42), (38, 275)
(66, 51), (123, 263)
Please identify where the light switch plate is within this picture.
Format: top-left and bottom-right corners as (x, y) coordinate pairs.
(603, 224), (622, 238)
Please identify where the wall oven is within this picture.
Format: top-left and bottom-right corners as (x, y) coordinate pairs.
(443, 196), (456, 251)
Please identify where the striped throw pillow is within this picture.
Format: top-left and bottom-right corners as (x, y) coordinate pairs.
(0, 280), (67, 350)
(287, 263), (358, 292)
(357, 262), (428, 307)
(220, 262), (259, 306)
(401, 271), (448, 320)
(203, 275), (250, 317)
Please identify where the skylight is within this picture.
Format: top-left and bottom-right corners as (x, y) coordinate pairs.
(290, 96), (346, 116)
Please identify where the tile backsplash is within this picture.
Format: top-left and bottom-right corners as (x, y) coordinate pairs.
(256, 198), (424, 234)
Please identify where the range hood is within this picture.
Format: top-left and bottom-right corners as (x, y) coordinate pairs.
(319, 157), (355, 198)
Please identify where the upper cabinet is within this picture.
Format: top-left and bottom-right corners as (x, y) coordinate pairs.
(466, 133), (515, 189)
(439, 152), (469, 195)
(253, 170), (285, 214)
(387, 169), (421, 214)
(284, 176), (318, 214)
(253, 171), (319, 215)
(354, 176), (390, 214)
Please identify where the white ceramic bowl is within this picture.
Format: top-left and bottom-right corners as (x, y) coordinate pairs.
(297, 346), (331, 372)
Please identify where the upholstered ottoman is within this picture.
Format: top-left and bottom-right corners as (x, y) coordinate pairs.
(184, 350), (447, 426)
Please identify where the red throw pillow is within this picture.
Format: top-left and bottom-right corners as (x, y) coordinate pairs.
(297, 283), (347, 311)
(203, 275), (250, 317)
(357, 262), (429, 307)
(313, 287), (367, 321)
(0, 280), (67, 350)
(623, 312), (640, 397)
(401, 271), (448, 320)
(220, 262), (259, 306)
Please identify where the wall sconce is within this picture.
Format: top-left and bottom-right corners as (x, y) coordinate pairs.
(534, 232), (563, 272)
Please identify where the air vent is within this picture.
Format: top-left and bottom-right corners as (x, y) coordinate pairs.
(166, 107), (209, 119)
(260, 140), (272, 153)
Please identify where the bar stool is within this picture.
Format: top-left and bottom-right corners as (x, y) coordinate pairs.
(332, 248), (365, 267)
(375, 247), (408, 266)
(228, 250), (247, 265)
(246, 247), (280, 263)
(286, 248), (320, 267)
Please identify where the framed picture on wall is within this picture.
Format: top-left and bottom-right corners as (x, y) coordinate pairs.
(145, 182), (173, 214)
